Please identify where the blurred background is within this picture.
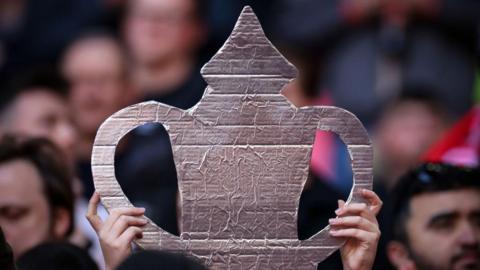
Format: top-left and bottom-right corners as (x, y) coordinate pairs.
(0, 0), (479, 269)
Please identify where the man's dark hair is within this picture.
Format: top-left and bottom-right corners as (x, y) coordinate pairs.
(0, 136), (74, 237)
(0, 69), (69, 119)
(16, 242), (98, 270)
(391, 162), (480, 244)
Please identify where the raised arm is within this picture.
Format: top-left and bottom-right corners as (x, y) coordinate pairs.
(330, 189), (382, 270)
(86, 192), (147, 270)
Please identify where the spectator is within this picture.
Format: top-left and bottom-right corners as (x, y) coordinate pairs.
(0, 70), (77, 166)
(0, 70), (106, 267)
(374, 92), (449, 189)
(62, 32), (134, 199)
(387, 163), (480, 269)
(0, 136), (74, 258)
(123, 0), (206, 105)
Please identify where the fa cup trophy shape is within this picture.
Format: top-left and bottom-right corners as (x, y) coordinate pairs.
(92, 6), (373, 269)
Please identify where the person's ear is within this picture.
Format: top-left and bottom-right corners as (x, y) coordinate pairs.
(387, 241), (416, 270)
(52, 207), (71, 239)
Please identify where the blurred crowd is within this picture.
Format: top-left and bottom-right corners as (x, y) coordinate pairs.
(0, 0), (479, 269)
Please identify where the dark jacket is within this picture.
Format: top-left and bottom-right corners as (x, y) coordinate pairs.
(0, 227), (16, 270)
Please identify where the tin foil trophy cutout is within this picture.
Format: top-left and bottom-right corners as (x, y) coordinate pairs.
(92, 6), (372, 269)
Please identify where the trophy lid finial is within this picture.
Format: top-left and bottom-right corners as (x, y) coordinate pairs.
(201, 5), (298, 86)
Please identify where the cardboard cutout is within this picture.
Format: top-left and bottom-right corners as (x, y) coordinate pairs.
(92, 6), (373, 269)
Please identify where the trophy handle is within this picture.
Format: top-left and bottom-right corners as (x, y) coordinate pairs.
(299, 106), (373, 256)
(91, 101), (184, 250)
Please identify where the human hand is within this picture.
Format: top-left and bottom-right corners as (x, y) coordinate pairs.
(86, 192), (148, 270)
(329, 189), (382, 270)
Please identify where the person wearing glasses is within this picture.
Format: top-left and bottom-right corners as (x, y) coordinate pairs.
(387, 163), (480, 270)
